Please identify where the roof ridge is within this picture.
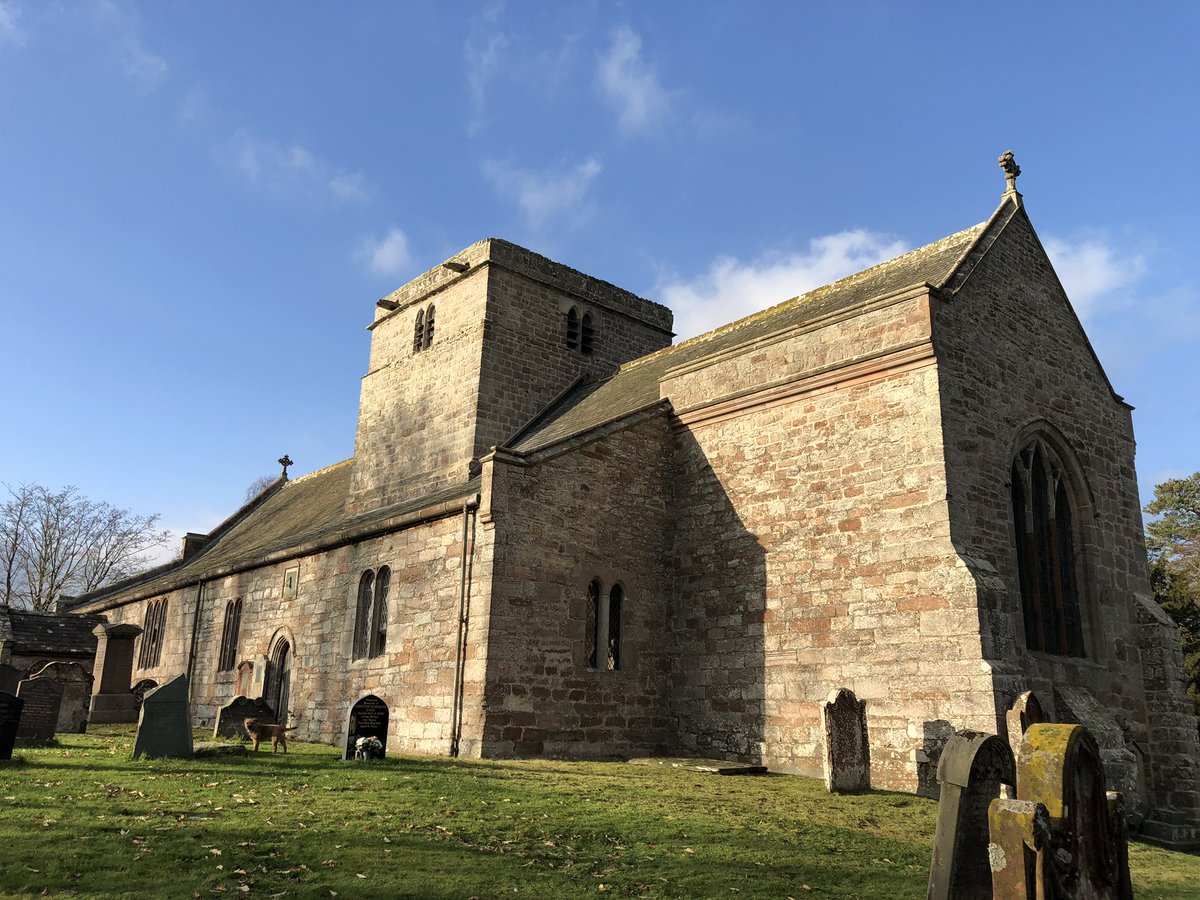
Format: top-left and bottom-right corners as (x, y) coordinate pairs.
(291, 458), (353, 484)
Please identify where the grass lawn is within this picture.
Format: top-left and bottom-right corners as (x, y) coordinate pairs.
(0, 728), (1197, 898)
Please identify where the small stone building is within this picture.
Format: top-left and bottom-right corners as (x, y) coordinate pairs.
(68, 159), (1200, 846)
(0, 605), (102, 681)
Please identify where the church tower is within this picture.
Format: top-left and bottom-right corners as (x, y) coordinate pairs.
(346, 239), (674, 516)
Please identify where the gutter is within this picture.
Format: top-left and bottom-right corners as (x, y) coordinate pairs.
(450, 497), (479, 757)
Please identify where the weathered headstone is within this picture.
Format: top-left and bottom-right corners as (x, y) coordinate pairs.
(1053, 684), (1139, 814)
(820, 687), (870, 793)
(343, 694), (388, 761)
(213, 696), (275, 739)
(927, 731), (1015, 900)
(1004, 690), (1045, 755)
(235, 660), (254, 698)
(132, 674), (193, 760)
(0, 692), (22, 760)
(0, 664), (21, 695)
(30, 661), (93, 734)
(131, 679), (158, 709)
(15, 676), (63, 744)
(988, 723), (1132, 899)
(89, 623), (143, 724)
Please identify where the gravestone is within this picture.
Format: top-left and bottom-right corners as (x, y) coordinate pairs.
(989, 723), (1132, 899)
(0, 692), (22, 761)
(0, 664), (21, 695)
(343, 694), (388, 761)
(820, 687), (870, 792)
(131, 679), (158, 710)
(1004, 690), (1045, 754)
(927, 731), (1015, 900)
(1053, 684), (1139, 815)
(213, 696), (275, 739)
(15, 676), (63, 744)
(132, 674), (193, 760)
(30, 661), (93, 734)
(89, 622), (143, 724)
(235, 660), (254, 698)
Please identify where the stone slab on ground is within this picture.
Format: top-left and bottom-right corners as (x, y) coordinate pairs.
(628, 757), (767, 775)
(194, 742), (248, 758)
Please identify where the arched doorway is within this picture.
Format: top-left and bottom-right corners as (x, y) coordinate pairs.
(265, 639), (291, 724)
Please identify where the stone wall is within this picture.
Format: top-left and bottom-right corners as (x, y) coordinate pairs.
(665, 294), (995, 793)
(99, 507), (488, 757)
(478, 412), (676, 759)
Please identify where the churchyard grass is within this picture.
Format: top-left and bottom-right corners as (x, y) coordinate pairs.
(0, 727), (1197, 899)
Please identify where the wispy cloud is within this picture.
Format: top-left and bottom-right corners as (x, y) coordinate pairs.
(226, 130), (371, 205)
(597, 26), (670, 135)
(464, 1), (508, 135)
(0, 0), (25, 45)
(357, 227), (412, 276)
(658, 231), (908, 341)
(95, 0), (167, 92)
(1043, 235), (1146, 323)
(482, 156), (603, 230)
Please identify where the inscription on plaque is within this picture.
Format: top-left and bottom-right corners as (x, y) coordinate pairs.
(343, 694), (388, 761)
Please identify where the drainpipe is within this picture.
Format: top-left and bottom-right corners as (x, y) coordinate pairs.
(185, 580), (205, 695)
(450, 498), (479, 757)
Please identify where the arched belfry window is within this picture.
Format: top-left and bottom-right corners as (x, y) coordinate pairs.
(580, 312), (595, 355)
(424, 304), (435, 349)
(1011, 438), (1086, 657)
(413, 310), (425, 353)
(566, 307), (580, 350)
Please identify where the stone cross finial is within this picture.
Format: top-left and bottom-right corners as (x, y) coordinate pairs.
(999, 150), (1021, 193)
(278, 454), (293, 478)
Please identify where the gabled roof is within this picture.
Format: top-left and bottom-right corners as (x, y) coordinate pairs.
(512, 215), (993, 454)
(71, 459), (479, 611)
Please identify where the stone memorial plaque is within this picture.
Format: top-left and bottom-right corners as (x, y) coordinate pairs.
(0, 664), (21, 695)
(31, 661), (94, 734)
(820, 687), (870, 793)
(132, 674), (193, 760)
(213, 695), (276, 739)
(343, 694), (388, 761)
(16, 676), (64, 744)
(0, 692), (22, 761)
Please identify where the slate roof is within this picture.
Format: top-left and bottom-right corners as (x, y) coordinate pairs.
(511, 219), (989, 454)
(6, 607), (103, 658)
(72, 461), (480, 609)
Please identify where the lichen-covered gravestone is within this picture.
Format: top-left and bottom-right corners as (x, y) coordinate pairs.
(989, 723), (1132, 899)
(30, 661), (93, 734)
(926, 731), (1015, 900)
(343, 694), (388, 761)
(15, 675), (64, 744)
(0, 692), (22, 761)
(213, 696), (275, 739)
(820, 687), (870, 793)
(132, 674), (193, 760)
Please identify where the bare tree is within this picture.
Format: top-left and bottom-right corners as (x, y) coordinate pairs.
(244, 474), (277, 503)
(0, 483), (172, 611)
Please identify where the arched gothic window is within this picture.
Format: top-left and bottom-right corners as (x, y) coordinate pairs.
(566, 308), (580, 350)
(138, 598), (168, 669)
(580, 312), (595, 355)
(218, 598), (243, 672)
(413, 310), (425, 353)
(353, 571), (374, 659)
(582, 578), (623, 671)
(423, 304), (436, 349)
(371, 566), (390, 657)
(1011, 438), (1086, 657)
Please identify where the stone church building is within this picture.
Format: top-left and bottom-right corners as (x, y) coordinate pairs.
(69, 157), (1200, 845)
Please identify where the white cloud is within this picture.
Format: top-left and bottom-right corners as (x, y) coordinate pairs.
(598, 26), (670, 135)
(658, 231), (909, 341)
(357, 227), (412, 276)
(227, 130), (371, 205)
(95, 0), (167, 92)
(0, 0), (26, 45)
(1043, 235), (1146, 323)
(464, 1), (508, 135)
(482, 156), (603, 230)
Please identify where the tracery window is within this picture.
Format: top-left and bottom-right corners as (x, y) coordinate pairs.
(218, 598), (243, 672)
(353, 567), (390, 660)
(138, 598), (168, 669)
(583, 578), (623, 671)
(1010, 437), (1086, 657)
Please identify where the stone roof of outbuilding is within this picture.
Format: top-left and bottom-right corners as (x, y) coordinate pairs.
(70, 461), (480, 610)
(3, 607), (103, 658)
(511, 218), (990, 454)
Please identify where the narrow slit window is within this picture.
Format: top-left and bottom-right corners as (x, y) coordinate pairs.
(585, 579), (600, 668)
(606, 584), (623, 671)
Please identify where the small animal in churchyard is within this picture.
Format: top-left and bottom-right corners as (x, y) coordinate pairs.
(243, 718), (298, 753)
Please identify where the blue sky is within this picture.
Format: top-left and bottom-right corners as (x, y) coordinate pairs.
(1, 2), (1197, 555)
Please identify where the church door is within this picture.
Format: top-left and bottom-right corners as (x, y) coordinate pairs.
(266, 639), (292, 724)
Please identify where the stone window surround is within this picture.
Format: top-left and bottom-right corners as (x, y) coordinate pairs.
(583, 575), (625, 672)
(352, 566), (391, 660)
(217, 597), (243, 672)
(138, 597), (168, 670)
